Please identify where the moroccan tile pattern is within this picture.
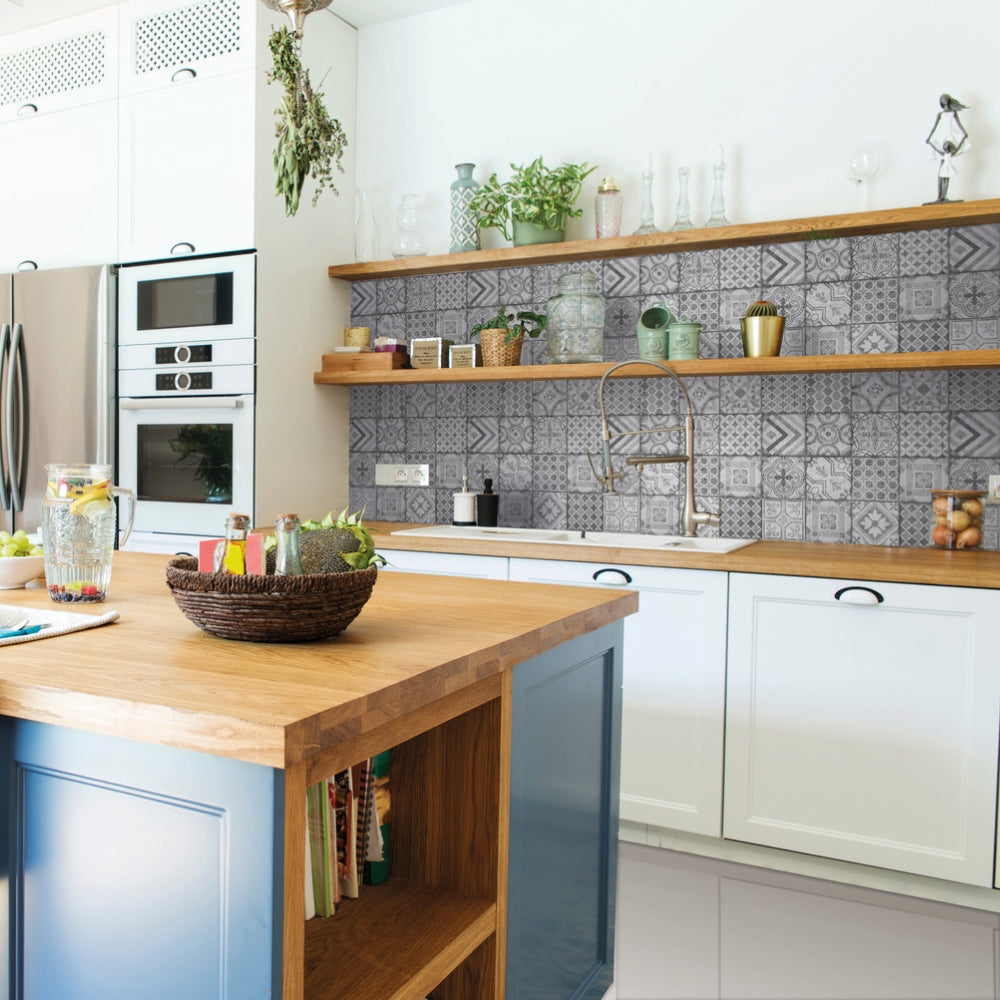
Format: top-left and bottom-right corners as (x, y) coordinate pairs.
(348, 224), (1000, 548)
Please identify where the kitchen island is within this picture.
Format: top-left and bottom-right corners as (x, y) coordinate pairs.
(0, 552), (636, 1000)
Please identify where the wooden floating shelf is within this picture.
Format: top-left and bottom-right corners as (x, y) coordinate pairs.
(327, 199), (1000, 281)
(314, 350), (1000, 386)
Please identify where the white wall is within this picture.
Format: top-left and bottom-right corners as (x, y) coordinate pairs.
(354, 0), (999, 256)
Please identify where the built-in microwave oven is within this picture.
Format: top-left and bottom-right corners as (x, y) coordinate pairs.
(117, 251), (255, 348)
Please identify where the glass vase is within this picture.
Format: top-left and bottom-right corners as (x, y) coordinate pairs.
(545, 270), (605, 364)
(671, 166), (693, 231)
(449, 163), (480, 253)
(392, 194), (427, 258)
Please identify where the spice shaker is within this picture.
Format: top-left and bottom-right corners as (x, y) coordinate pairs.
(595, 177), (623, 238)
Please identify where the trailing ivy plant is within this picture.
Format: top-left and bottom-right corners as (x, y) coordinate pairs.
(468, 157), (596, 241)
(266, 25), (348, 216)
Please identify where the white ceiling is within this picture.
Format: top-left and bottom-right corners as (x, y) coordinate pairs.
(1, 0), (474, 32)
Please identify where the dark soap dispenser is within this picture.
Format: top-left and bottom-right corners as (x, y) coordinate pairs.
(477, 478), (499, 527)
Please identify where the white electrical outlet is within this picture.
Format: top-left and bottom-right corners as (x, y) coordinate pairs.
(988, 475), (1000, 504)
(375, 463), (430, 487)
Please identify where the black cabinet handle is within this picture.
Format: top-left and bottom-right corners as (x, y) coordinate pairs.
(170, 242), (195, 255)
(171, 67), (197, 82)
(592, 568), (632, 585)
(834, 585), (884, 606)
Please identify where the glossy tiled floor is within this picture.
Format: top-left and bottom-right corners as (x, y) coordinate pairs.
(609, 843), (1000, 1000)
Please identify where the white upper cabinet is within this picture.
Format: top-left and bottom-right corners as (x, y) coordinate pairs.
(118, 0), (257, 96)
(724, 572), (1000, 887)
(0, 6), (119, 122)
(0, 101), (118, 272)
(118, 69), (256, 262)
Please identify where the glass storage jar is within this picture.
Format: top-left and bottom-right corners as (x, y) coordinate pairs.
(545, 270), (605, 364)
(929, 489), (986, 549)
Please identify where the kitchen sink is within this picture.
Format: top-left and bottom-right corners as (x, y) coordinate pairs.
(390, 525), (756, 553)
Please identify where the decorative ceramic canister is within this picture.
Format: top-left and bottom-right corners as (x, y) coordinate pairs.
(449, 163), (481, 253)
(636, 302), (672, 360)
(545, 270), (605, 363)
(667, 320), (702, 360)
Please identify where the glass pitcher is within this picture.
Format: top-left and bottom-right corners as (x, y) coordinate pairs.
(41, 464), (136, 603)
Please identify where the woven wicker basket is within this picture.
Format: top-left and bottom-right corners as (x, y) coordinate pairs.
(479, 327), (523, 366)
(165, 557), (377, 643)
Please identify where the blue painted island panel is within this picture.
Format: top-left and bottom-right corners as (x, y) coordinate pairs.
(507, 621), (623, 1000)
(3, 719), (283, 1000)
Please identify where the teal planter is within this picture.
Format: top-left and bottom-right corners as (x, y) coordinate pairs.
(512, 218), (566, 246)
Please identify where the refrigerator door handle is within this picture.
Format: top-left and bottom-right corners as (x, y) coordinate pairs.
(6, 322), (27, 514)
(0, 323), (9, 511)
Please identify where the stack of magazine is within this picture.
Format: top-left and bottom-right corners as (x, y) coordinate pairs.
(305, 757), (384, 918)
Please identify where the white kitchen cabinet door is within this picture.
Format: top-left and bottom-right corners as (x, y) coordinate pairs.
(724, 572), (1000, 887)
(118, 70), (255, 262)
(0, 6), (118, 123)
(0, 101), (118, 272)
(118, 0), (256, 97)
(379, 548), (508, 580)
(509, 558), (728, 837)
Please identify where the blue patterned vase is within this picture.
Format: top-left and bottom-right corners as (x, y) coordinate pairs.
(449, 163), (480, 253)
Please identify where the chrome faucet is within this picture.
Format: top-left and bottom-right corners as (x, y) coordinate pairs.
(587, 359), (721, 537)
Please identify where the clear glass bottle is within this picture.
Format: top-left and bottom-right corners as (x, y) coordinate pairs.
(706, 156), (729, 227)
(273, 513), (304, 575)
(216, 512), (250, 574)
(545, 270), (606, 364)
(355, 188), (379, 262)
(595, 176), (623, 238)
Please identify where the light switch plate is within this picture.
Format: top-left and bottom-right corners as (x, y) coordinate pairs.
(988, 475), (1000, 504)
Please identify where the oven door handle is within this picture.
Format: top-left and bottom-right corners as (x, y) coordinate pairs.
(119, 397), (245, 410)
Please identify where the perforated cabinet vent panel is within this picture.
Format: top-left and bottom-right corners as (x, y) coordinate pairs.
(0, 30), (106, 108)
(132, 0), (243, 76)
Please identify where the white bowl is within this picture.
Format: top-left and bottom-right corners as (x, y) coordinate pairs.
(0, 555), (45, 590)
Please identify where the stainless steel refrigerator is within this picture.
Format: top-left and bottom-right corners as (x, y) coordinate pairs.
(0, 265), (116, 536)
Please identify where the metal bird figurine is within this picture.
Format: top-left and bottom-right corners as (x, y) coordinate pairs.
(925, 93), (970, 203)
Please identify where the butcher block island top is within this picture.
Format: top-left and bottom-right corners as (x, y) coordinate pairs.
(0, 551), (637, 769)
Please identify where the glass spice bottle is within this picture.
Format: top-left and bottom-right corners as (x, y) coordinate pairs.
(216, 512), (250, 574)
(273, 513), (304, 575)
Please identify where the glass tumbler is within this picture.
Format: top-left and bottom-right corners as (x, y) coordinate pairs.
(42, 464), (136, 602)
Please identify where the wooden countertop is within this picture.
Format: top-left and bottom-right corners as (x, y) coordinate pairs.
(0, 553), (636, 770)
(369, 523), (1000, 590)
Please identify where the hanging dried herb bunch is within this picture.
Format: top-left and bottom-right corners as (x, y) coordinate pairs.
(266, 25), (348, 216)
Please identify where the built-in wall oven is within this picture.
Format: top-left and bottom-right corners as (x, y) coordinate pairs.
(116, 252), (255, 554)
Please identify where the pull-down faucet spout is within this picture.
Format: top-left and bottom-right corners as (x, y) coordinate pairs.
(587, 360), (721, 537)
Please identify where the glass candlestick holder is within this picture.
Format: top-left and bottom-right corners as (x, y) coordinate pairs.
(671, 166), (693, 231)
(706, 159), (729, 227)
(633, 170), (658, 235)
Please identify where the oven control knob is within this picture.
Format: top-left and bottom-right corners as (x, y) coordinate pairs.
(174, 345), (191, 364)
(175, 372), (191, 391)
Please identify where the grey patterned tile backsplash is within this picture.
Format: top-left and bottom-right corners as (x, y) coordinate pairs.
(348, 223), (1000, 548)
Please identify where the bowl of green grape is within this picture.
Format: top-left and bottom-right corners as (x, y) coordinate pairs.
(0, 530), (44, 590)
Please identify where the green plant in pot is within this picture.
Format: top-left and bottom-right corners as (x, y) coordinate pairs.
(470, 308), (547, 367)
(740, 299), (786, 358)
(468, 157), (596, 246)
